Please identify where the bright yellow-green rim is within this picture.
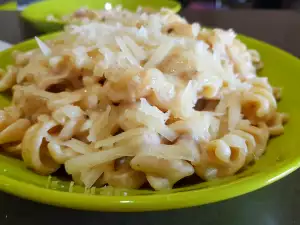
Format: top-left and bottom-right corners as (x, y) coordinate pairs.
(0, 32), (299, 211)
(0, 2), (16, 11)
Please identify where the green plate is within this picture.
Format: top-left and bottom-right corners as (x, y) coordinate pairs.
(0, 32), (300, 212)
(0, 2), (17, 11)
(21, 0), (181, 32)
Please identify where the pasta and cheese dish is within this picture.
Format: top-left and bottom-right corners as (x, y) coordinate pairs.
(0, 7), (287, 190)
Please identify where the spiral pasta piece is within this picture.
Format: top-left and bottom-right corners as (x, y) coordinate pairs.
(0, 66), (17, 91)
(237, 120), (269, 159)
(0, 109), (19, 132)
(103, 157), (146, 189)
(48, 134), (96, 166)
(242, 77), (277, 123)
(21, 116), (60, 175)
(194, 121), (269, 180)
(0, 119), (31, 145)
(0, 108), (30, 157)
(131, 155), (194, 190)
(47, 140), (80, 164)
(52, 104), (85, 140)
(195, 134), (247, 180)
(266, 112), (288, 136)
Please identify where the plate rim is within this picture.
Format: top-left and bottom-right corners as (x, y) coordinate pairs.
(20, 0), (181, 27)
(0, 32), (300, 211)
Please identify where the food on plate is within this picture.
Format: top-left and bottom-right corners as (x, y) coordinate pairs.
(0, 7), (287, 190)
(47, 5), (159, 25)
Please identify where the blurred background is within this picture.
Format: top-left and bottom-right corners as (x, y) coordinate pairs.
(0, 0), (300, 10)
(180, 0), (300, 9)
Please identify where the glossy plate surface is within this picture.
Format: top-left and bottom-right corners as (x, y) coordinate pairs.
(0, 33), (300, 211)
(21, 0), (181, 32)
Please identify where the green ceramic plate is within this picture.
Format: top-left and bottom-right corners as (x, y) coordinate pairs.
(0, 2), (17, 11)
(0, 32), (300, 212)
(21, 0), (181, 32)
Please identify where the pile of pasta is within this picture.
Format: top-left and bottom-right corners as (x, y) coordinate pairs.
(47, 5), (167, 25)
(0, 8), (287, 190)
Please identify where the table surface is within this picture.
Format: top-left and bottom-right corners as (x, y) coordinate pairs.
(1, 9), (300, 225)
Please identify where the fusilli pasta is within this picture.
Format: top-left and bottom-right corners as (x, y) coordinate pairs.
(0, 7), (287, 190)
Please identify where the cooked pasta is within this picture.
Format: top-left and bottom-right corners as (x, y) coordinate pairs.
(0, 7), (287, 190)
